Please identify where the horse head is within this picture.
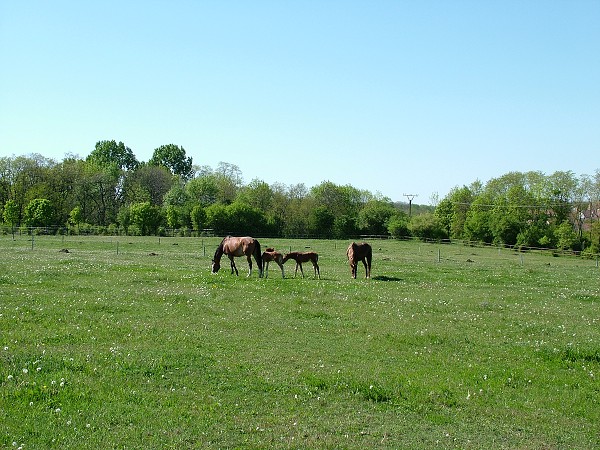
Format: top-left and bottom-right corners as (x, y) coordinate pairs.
(211, 260), (221, 273)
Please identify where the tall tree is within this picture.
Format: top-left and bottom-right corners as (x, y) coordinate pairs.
(24, 198), (53, 227)
(87, 140), (138, 172)
(215, 162), (243, 204)
(124, 165), (174, 206)
(149, 144), (193, 180)
(3, 199), (19, 237)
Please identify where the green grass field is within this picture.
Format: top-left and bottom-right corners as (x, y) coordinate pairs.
(1, 235), (599, 449)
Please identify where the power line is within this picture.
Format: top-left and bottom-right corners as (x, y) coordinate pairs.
(450, 201), (595, 209)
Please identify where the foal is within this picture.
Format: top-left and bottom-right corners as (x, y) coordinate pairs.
(262, 248), (285, 278)
(282, 251), (320, 279)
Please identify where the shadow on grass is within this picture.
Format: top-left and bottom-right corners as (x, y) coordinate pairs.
(372, 275), (403, 282)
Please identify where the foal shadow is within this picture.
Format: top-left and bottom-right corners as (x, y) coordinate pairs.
(372, 275), (403, 282)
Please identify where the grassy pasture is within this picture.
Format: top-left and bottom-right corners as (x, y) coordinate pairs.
(1, 235), (599, 449)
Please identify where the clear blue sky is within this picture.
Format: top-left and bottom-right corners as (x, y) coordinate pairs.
(1, 1), (598, 204)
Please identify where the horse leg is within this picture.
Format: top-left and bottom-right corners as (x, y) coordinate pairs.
(350, 261), (357, 279)
(362, 258), (369, 278)
(264, 260), (269, 278)
(277, 261), (285, 278)
(366, 256), (372, 279)
(229, 256), (238, 276)
(246, 255), (252, 277)
(313, 261), (320, 279)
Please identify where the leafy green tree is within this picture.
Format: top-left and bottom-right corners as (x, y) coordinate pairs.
(81, 161), (121, 226)
(333, 215), (358, 239)
(434, 197), (454, 238)
(117, 207), (131, 234)
(187, 174), (220, 206)
(463, 193), (493, 243)
(310, 181), (363, 218)
(130, 202), (162, 235)
(282, 188), (312, 238)
(225, 201), (267, 235)
(236, 179), (274, 211)
(149, 144), (193, 180)
(164, 182), (190, 207)
(68, 206), (83, 233)
(387, 213), (410, 239)
(165, 205), (180, 229)
(545, 171), (577, 225)
(124, 165), (174, 206)
(190, 205), (206, 232)
(3, 199), (20, 237)
(205, 203), (229, 235)
(215, 162), (243, 204)
(443, 186), (476, 239)
(555, 221), (578, 251)
(48, 156), (87, 226)
(308, 206), (335, 238)
(357, 200), (397, 235)
(87, 140), (138, 171)
(0, 154), (54, 221)
(409, 213), (446, 241)
(24, 198), (53, 227)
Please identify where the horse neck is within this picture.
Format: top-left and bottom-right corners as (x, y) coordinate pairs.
(213, 242), (224, 261)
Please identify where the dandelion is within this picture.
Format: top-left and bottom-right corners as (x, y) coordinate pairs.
(22, 368), (28, 374)
(7, 375), (13, 381)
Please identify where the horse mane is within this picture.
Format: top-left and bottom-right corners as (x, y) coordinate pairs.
(213, 238), (226, 261)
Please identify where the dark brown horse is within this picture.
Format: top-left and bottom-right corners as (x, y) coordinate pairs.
(282, 251), (320, 279)
(211, 236), (263, 278)
(262, 248), (285, 279)
(347, 242), (372, 279)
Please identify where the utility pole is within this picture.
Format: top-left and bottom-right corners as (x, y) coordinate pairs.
(403, 194), (418, 217)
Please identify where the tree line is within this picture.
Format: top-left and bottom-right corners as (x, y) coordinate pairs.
(1, 140), (599, 255)
(0, 140), (430, 239)
(434, 170), (600, 256)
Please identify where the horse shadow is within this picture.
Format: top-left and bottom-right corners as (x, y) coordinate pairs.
(372, 275), (403, 282)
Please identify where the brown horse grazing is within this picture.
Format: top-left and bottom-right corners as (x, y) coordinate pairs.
(347, 242), (372, 279)
(211, 236), (263, 278)
(282, 251), (320, 279)
(262, 248), (285, 279)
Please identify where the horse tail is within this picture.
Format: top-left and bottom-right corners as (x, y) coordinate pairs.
(254, 239), (263, 272)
